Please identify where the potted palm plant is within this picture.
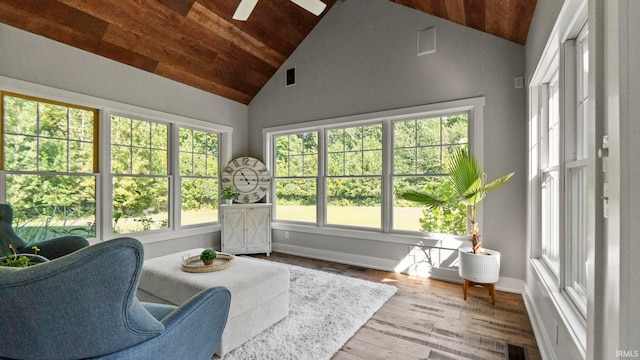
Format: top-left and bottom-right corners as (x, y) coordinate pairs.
(400, 148), (513, 283)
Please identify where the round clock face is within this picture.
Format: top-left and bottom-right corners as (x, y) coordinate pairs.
(221, 157), (271, 203)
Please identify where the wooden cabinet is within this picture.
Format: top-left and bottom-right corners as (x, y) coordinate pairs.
(221, 203), (271, 255)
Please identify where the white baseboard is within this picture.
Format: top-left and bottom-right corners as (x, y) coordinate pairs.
(523, 288), (554, 360)
(273, 243), (400, 271)
(273, 243), (523, 293)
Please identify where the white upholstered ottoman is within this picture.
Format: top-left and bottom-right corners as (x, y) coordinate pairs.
(137, 249), (290, 356)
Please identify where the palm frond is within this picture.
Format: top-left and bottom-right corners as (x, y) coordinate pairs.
(447, 148), (482, 204)
(399, 191), (447, 209)
(483, 172), (514, 192)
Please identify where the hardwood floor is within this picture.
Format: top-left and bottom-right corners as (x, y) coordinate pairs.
(252, 252), (541, 360)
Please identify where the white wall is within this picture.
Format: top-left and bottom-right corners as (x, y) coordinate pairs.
(249, 0), (527, 287)
(0, 23), (248, 255)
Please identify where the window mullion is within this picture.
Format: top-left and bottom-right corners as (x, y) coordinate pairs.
(170, 123), (179, 229)
(66, 107), (71, 172)
(381, 120), (392, 233)
(318, 129), (326, 226)
(99, 110), (112, 241)
(559, 38), (572, 290)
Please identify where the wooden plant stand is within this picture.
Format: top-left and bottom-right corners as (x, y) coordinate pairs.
(463, 279), (496, 305)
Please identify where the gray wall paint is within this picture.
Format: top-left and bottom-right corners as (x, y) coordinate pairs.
(249, 0), (527, 282)
(0, 23), (249, 157)
(143, 232), (221, 260)
(524, 0), (566, 80)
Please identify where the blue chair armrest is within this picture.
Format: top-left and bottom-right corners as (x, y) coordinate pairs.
(92, 287), (231, 360)
(141, 302), (177, 321)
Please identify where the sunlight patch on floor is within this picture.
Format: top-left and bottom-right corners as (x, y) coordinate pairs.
(393, 238), (464, 277)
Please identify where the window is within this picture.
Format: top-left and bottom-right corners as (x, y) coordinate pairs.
(327, 124), (382, 228)
(541, 70), (561, 276)
(1, 92), (98, 243)
(530, 20), (589, 318)
(393, 114), (468, 233)
(267, 99), (477, 236)
(565, 26), (589, 315)
(1, 84), (230, 243)
(273, 132), (318, 223)
(110, 115), (169, 233)
(179, 128), (220, 225)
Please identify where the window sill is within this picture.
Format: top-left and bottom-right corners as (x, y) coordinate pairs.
(106, 223), (221, 245)
(530, 258), (587, 356)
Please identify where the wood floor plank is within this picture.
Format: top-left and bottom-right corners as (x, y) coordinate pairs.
(332, 349), (366, 360)
(252, 252), (542, 360)
(372, 305), (436, 334)
(345, 327), (432, 359)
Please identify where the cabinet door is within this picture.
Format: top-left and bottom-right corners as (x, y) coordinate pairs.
(245, 207), (270, 252)
(222, 208), (247, 254)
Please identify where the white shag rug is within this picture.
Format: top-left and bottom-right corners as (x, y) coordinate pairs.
(221, 261), (397, 360)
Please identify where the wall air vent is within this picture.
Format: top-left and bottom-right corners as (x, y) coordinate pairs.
(286, 67), (296, 87)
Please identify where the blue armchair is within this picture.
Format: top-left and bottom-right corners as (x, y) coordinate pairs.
(0, 237), (231, 360)
(0, 204), (90, 259)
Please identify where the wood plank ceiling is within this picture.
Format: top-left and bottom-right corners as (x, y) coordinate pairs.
(0, 0), (536, 105)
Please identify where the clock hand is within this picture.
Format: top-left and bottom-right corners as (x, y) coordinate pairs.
(240, 171), (251, 185)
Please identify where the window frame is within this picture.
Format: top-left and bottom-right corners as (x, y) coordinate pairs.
(540, 67), (562, 277)
(527, 0), (589, 352)
(109, 113), (171, 235)
(263, 96), (484, 246)
(272, 131), (320, 224)
(391, 112), (470, 235)
(563, 24), (589, 317)
(1, 91), (100, 241)
(325, 122), (384, 229)
(533, 21), (589, 318)
(177, 126), (222, 227)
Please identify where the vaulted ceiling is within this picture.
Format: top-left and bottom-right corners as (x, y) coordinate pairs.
(0, 0), (536, 105)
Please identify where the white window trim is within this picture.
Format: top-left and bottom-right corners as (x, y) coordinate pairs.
(325, 123), (383, 229)
(531, 258), (587, 353)
(527, 0), (589, 355)
(563, 24), (589, 318)
(0, 75), (233, 245)
(263, 96), (484, 247)
(176, 126), (223, 228)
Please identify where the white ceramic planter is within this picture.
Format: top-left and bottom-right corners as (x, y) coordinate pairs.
(458, 247), (501, 283)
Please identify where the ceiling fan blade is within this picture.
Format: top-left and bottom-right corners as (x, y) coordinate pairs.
(289, 0), (327, 16)
(232, 0), (259, 21)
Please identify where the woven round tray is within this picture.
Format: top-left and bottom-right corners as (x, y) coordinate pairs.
(181, 253), (234, 273)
